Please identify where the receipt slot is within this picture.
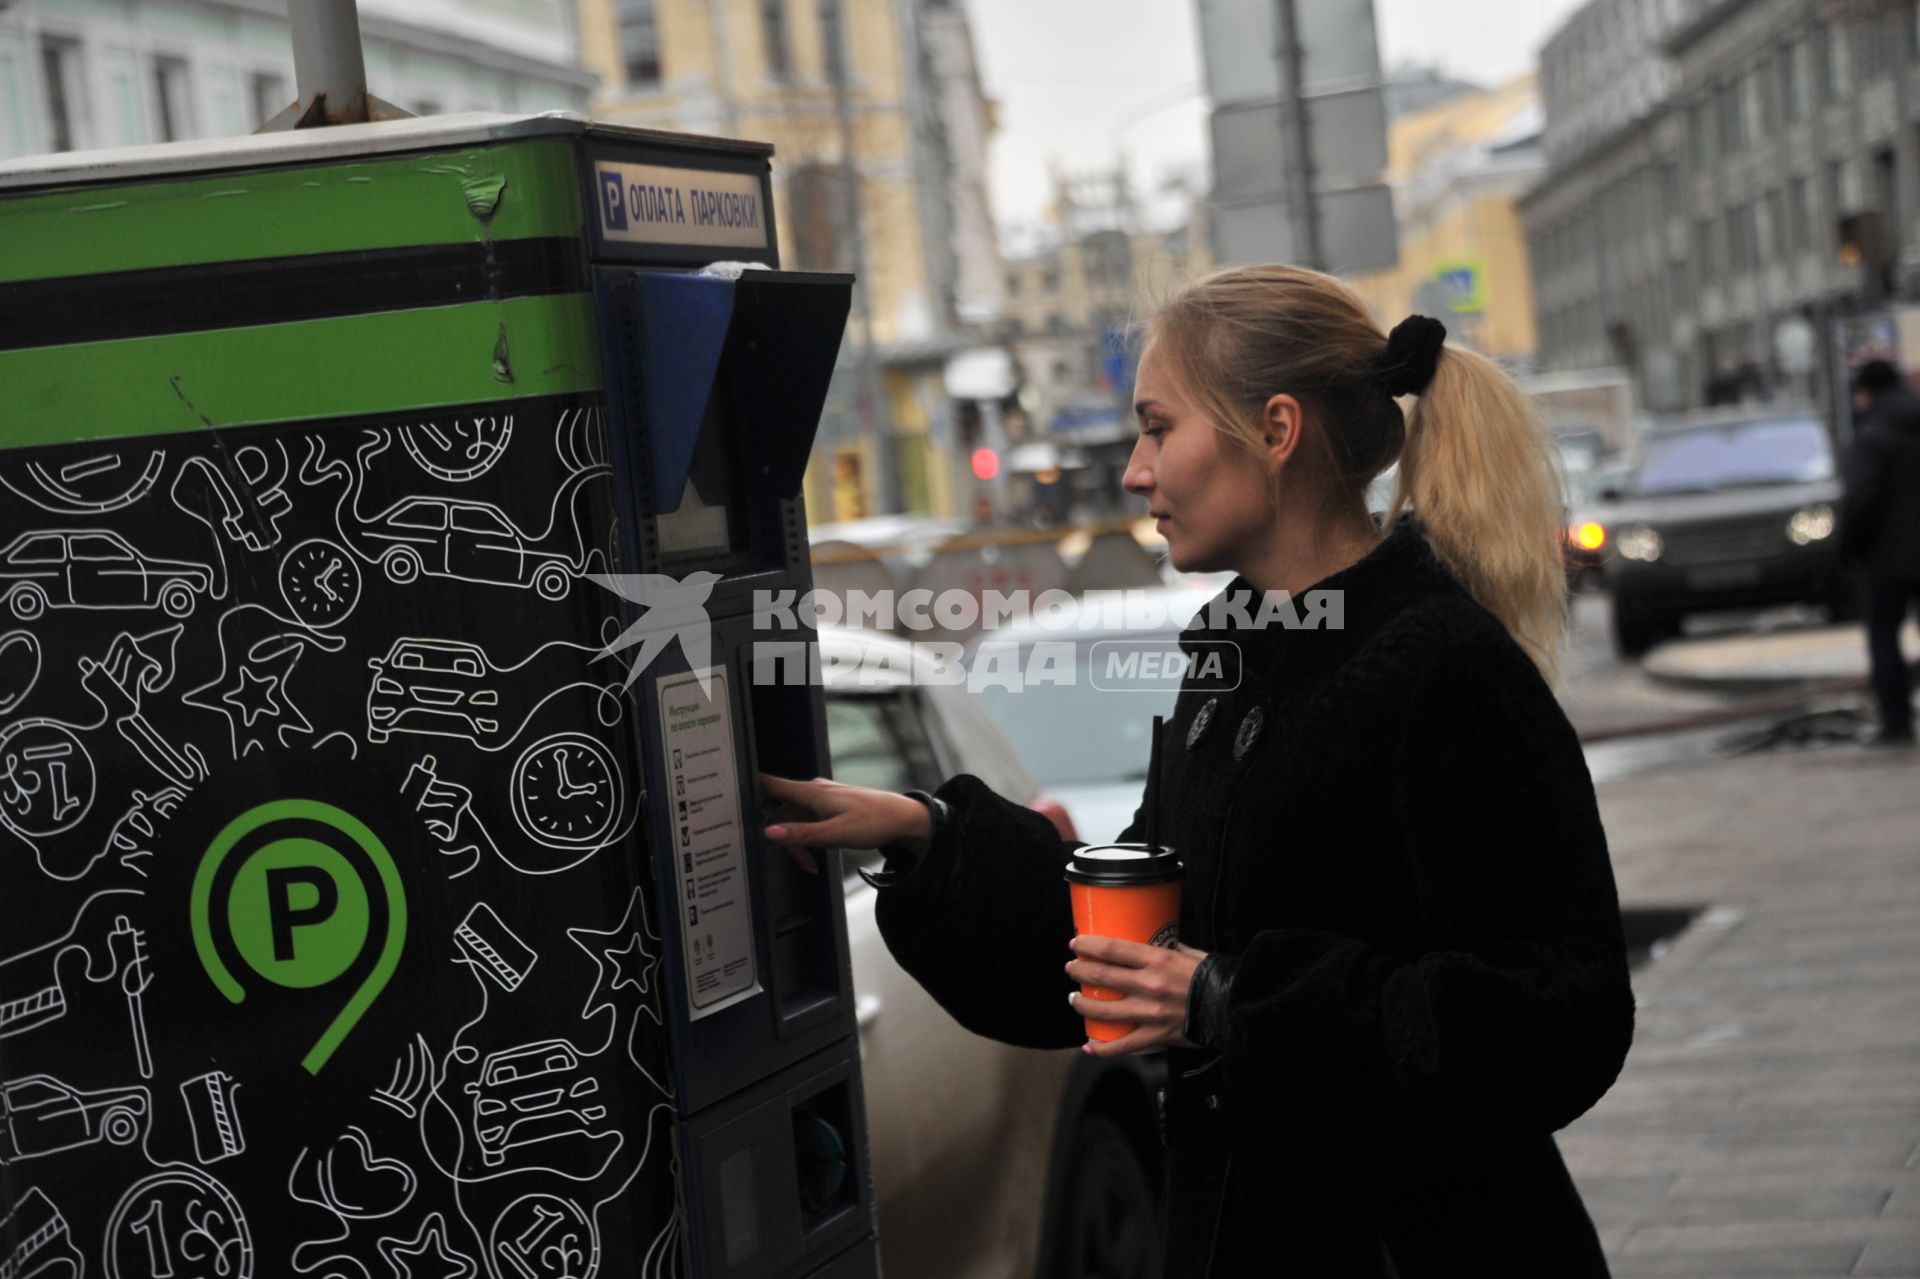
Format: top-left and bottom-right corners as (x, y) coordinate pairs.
(0, 113), (875, 1279)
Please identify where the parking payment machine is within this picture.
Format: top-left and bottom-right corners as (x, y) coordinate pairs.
(0, 113), (875, 1279)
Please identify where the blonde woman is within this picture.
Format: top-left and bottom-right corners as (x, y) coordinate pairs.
(762, 266), (1633, 1278)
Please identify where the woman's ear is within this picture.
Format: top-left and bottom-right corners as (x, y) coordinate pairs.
(1261, 393), (1305, 470)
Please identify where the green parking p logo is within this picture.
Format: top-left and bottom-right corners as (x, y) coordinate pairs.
(192, 800), (406, 1074)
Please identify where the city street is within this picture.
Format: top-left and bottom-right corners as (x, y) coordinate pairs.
(1561, 589), (1753, 739)
(8, 0), (1920, 1273)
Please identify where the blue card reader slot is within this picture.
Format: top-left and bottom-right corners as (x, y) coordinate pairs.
(627, 269), (853, 514)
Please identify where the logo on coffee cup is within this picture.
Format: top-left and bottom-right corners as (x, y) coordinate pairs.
(190, 799), (407, 1074)
(1150, 923), (1180, 948)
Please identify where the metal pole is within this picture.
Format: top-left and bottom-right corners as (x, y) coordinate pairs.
(823, 0), (900, 515)
(288, 0), (370, 125)
(1274, 0), (1322, 270)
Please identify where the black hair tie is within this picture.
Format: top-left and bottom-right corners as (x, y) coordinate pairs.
(1374, 315), (1447, 397)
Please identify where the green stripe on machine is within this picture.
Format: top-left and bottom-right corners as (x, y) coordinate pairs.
(0, 294), (602, 448)
(0, 139), (583, 284)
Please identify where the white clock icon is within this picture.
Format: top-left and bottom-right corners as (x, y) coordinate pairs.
(511, 733), (621, 849)
(279, 538), (361, 627)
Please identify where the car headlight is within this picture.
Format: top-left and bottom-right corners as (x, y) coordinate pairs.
(1572, 521), (1607, 552)
(1616, 524), (1664, 562)
(1787, 503), (1835, 545)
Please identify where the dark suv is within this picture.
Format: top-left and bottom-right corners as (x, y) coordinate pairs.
(1601, 411), (1850, 656)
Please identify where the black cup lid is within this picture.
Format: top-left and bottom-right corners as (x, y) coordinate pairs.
(1063, 843), (1182, 886)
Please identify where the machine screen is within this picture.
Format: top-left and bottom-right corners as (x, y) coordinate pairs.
(659, 356), (750, 558)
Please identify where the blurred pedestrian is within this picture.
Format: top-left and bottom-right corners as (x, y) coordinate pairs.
(764, 266), (1633, 1277)
(1841, 359), (1920, 746)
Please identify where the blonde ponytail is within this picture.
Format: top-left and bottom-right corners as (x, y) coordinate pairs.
(1388, 344), (1568, 682)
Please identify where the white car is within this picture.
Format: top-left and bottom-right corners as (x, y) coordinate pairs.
(960, 586), (1219, 845)
(819, 626), (1166, 1279)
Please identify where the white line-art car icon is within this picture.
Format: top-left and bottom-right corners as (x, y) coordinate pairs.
(366, 638), (505, 746)
(359, 497), (578, 599)
(0, 530), (214, 622)
(365, 636), (623, 752)
(0, 1075), (150, 1164)
(462, 1040), (608, 1169)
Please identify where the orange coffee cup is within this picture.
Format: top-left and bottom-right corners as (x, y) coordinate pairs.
(1065, 843), (1183, 1042)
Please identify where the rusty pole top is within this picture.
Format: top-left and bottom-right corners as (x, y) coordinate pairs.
(288, 0), (371, 126)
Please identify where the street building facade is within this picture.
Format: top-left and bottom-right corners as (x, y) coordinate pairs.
(1351, 72), (1546, 365)
(577, 0), (1005, 522)
(0, 0), (592, 156)
(1527, 0), (1920, 419)
(996, 169), (1214, 523)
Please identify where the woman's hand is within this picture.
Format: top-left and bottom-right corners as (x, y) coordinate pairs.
(757, 773), (933, 875)
(1066, 935), (1209, 1056)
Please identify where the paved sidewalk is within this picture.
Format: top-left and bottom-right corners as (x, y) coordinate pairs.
(1644, 621), (1920, 691)
(1563, 743), (1920, 1277)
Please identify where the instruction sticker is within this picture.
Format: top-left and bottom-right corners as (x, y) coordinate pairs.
(657, 665), (761, 1019)
(595, 160), (769, 250)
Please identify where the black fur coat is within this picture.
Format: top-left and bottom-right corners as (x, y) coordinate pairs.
(874, 520), (1634, 1278)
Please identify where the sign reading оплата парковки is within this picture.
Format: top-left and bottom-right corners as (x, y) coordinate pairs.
(595, 160), (769, 250)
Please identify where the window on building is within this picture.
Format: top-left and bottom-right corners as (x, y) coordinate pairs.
(1717, 80), (1744, 153)
(819, 0), (845, 81)
(787, 163), (854, 271)
(1830, 158), (1849, 220)
(1082, 230), (1132, 296)
(152, 56), (193, 142)
(1874, 146), (1898, 234)
(40, 37), (82, 153)
(1689, 100), (1712, 166)
(1827, 21), (1851, 99)
(616, 0), (662, 86)
(1741, 205), (1760, 272)
(760, 0), (792, 81)
(1695, 217), (1718, 281)
(1860, 12), (1893, 79)
(1046, 314), (1066, 335)
(1661, 162), (1681, 225)
(1040, 267), (1059, 293)
(1005, 272), (1021, 298)
(1748, 67), (1771, 136)
(251, 72), (286, 127)
(1777, 41), (1803, 121)
(1790, 176), (1812, 251)
(1765, 188), (1786, 259)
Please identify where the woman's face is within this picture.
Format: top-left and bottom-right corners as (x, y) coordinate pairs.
(1123, 343), (1278, 574)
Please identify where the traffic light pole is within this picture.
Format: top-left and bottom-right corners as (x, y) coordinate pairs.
(1274, 0), (1323, 271)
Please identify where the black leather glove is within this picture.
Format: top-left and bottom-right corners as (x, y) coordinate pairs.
(1182, 951), (1240, 1051)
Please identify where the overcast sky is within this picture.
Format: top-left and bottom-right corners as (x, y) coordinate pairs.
(963, 0), (1592, 228)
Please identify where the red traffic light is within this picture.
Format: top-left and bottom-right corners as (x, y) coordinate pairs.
(970, 448), (1000, 481)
